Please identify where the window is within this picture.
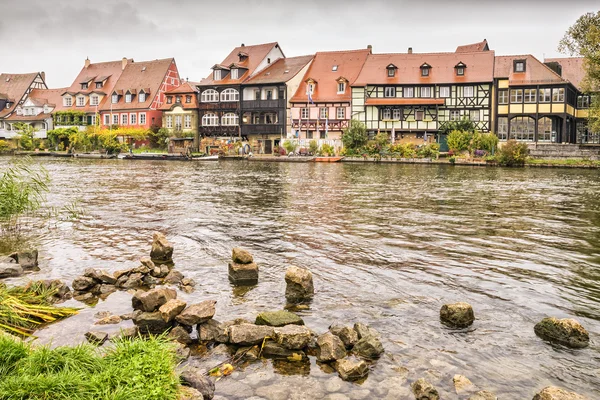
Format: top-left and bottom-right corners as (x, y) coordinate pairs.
(415, 111), (424, 121)
(498, 90), (508, 104)
(384, 87), (396, 97)
(320, 131), (326, 139)
(104, 114), (110, 125)
(337, 82), (345, 94)
(403, 87), (414, 98)
(90, 96), (98, 106)
(439, 87), (450, 98)
(552, 88), (564, 103)
(382, 109), (391, 120)
(577, 95), (590, 109)
(539, 89), (551, 103)
(306, 83), (314, 95)
(213, 70), (222, 80)
(456, 67), (464, 76)
(202, 113), (218, 126)
(201, 89), (219, 103)
(332, 65), (338, 71)
(538, 117), (553, 142)
(112, 94), (118, 104)
(81, 83), (88, 90)
(514, 61), (526, 72)
(221, 112), (239, 126)
(96, 82), (103, 89)
(254, 90), (261, 100)
(186, 95), (192, 103)
(130, 113), (137, 125)
(175, 115), (182, 130)
(220, 88), (239, 102)
(320, 107), (328, 119)
(450, 110), (460, 121)
(184, 115), (191, 128)
(497, 117), (508, 140)
(421, 68), (430, 77)
(463, 86), (474, 98)
(125, 93), (132, 103)
(175, 96), (181, 103)
(469, 110), (480, 122)
(121, 114), (128, 125)
(387, 68), (395, 77)
(266, 90), (273, 100)
(524, 89), (536, 103)
(231, 69), (239, 79)
(166, 115), (173, 128)
(64, 97), (72, 107)
(77, 96), (85, 106)
(337, 107), (345, 119)
(421, 87), (431, 98)
(307, 131), (313, 139)
(393, 109), (402, 120)
(510, 116), (535, 141)
(167, 96), (173, 104)
(301, 108), (309, 119)
(510, 89), (523, 103)
(113, 114), (119, 124)
(140, 113), (146, 125)
(139, 92), (146, 102)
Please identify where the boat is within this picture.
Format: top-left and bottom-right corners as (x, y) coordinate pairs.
(122, 153), (190, 161)
(73, 153), (117, 159)
(314, 156), (344, 163)
(190, 155), (219, 161)
(50, 152), (73, 158)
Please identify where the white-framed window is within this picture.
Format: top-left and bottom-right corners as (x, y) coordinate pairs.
(469, 110), (480, 122)
(202, 113), (218, 126)
(332, 65), (338, 71)
(63, 97), (72, 107)
(76, 96), (85, 106)
(463, 86), (474, 98)
(421, 67), (430, 77)
(112, 114), (119, 124)
(121, 114), (128, 125)
(337, 82), (345, 94)
(450, 110), (460, 121)
(384, 87), (396, 97)
(139, 92), (146, 102)
(184, 115), (191, 128)
(456, 67), (465, 76)
(382, 109), (391, 120)
(498, 90), (509, 104)
(524, 89), (537, 103)
(96, 82), (103, 89)
(403, 87), (414, 98)
(220, 88), (239, 102)
(539, 89), (552, 103)
(439, 87), (450, 98)
(90, 95), (99, 106)
(320, 107), (328, 119)
(515, 61), (525, 73)
(510, 89), (523, 103)
(301, 108), (309, 119)
(165, 115), (172, 128)
(231, 69), (239, 79)
(213, 70), (222, 81)
(393, 108), (402, 120)
(510, 116), (535, 141)
(552, 88), (565, 103)
(175, 115), (182, 130)
(337, 107), (345, 119)
(538, 117), (553, 142)
(306, 83), (314, 95)
(221, 112), (239, 126)
(140, 113), (146, 125)
(130, 113), (137, 125)
(387, 68), (395, 77)
(125, 93), (132, 103)
(421, 87), (431, 98)
(104, 114), (110, 125)
(201, 89), (219, 103)
(497, 117), (508, 140)
(112, 94), (118, 103)
(81, 83), (88, 90)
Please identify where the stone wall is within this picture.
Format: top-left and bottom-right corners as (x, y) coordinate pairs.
(526, 143), (600, 160)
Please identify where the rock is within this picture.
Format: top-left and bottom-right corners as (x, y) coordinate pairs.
(440, 302), (475, 328)
(95, 315), (122, 325)
(73, 292), (95, 302)
(285, 266), (314, 303)
(262, 341), (305, 359)
(228, 262), (259, 285)
(181, 285), (194, 294)
(198, 319), (229, 343)
(159, 299), (187, 323)
(83, 268), (101, 280)
(469, 391), (498, 400)
(89, 284), (103, 296)
(353, 335), (384, 360)
(532, 386), (586, 400)
(453, 374), (475, 393)
(256, 311), (304, 327)
(180, 369), (215, 400)
(534, 317), (589, 348)
(120, 272), (144, 289)
(71, 276), (96, 291)
(164, 269), (184, 285)
(353, 323), (379, 340)
(132, 263), (151, 275)
(9, 249), (38, 269)
(85, 331), (108, 345)
(0, 262), (24, 278)
(330, 324), (359, 348)
(175, 300), (216, 326)
(228, 324), (275, 345)
(232, 247), (254, 264)
(151, 267), (163, 278)
(133, 311), (173, 334)
(143, 274), (160, 287)
(174, 342), (191, 361)
(99, 284), (117, 295)
(120, 310), (141, 321)
(168, 325), (193, 344)
(178, 386), (204, 400)
(317, 332), (346, 362)
(411, 378), (439, 400)
(132, 287), (177, 312)
(31, 279), (72, 302)
(235, 345), (260, 360)
(113, 269), (131, 280)
(150, 232), (174, 263)
(159, 264), (170, 278)
(94, 270), (117, 284)
(181, 278), (195, 287)
(109, 326), (139, 341)
(274, 325), (312, 349)
(335, 356), (368, 381)
(140, 256), (156, 270)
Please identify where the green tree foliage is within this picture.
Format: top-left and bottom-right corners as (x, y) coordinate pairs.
(496, 140), (529, 167)
(283, 140), (298, 154)
(417, 143), (440, 159)
(439, 117), (477, 135)
(471, 132), (499, 153)
(308, 140), (319, 155)
(0, 140), (10, 152)
(447, 130), (472, 152)
(341, 120), (368, 151)
(149, 128), (170, 149)
(13, 123), (36, 151)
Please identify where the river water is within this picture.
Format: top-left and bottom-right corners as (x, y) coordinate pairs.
(1, 158), (599, 399)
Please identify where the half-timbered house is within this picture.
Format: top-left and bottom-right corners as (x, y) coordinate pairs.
(0, 72), (47, 139)
(2, 88), (65, 140)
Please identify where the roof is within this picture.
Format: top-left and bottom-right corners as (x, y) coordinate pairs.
(456, 39), (489, 53)
(6, 87), (67, 120)
(494, 55), (566, 86)
(101, 58), (175, 111)
(200, 42), (282, 86)
(0, 73), (40, 118)
(290, 48), (371, 103)
(353, 51), (495, 86)
(365, 98), (445, 106)
(244, 55), (314, 85)
(160, 82), (199, 110)
(544, 57), (587, 91)
(165, 81), (199, 94)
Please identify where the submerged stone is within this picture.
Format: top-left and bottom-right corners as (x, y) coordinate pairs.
(72, 276), (96, 291)
(316, 332), (346, 362)
(534, 317), (589, 348)
(85, 330), (108, 345)
(228, 324), (274, 346)
(453, 374), (475, 393)
(255, 311), (304, 327)
(274, 325), (312, 349)
(353, 335), (384, 360)
(469, 391), (498, 400)
(329, 324), (359, 348)
(440, 302), (475, 328)
(532, 386), (586, 400)
(335, 356), (368, 381)
(0, 262), (24, 278)
(412, 378), (439, 400)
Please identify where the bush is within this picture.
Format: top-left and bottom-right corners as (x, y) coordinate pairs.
(447, 130), (472, 152)
(471, 132), (499, 154)
(308, 140), (318, 155)
(320, 143), (335, 156)
(283, 140), (298, 154)
(0, 140), (9, 152)
(496, 140), (529, 166)
(449, 155), (457, 165)
(341, 120), (368, 151)
(417, 143), (440, 159)
(389, 142), (416, 158)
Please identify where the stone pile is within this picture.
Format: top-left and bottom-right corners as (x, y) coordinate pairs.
(0, 249), (38, 279)
(228, 248), (258, 285)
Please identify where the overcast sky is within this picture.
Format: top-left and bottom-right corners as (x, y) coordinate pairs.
(0, 0), (597, 88)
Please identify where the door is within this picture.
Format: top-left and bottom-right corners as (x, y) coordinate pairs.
(264, 140), (272, 154)
(438, 133), (449, 152)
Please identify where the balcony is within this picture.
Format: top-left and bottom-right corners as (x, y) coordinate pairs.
(242, 124), (283, 135)
(242, 99), (285, 110)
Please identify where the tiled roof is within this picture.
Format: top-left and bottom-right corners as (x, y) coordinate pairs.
(6, 88), (67, 120)
(290, 48), (371, 103)
(0, 72), (40, 118)
(494, 55), (566, 85)
(353, 51), (495, 86)
(544, 57), (587, 91)
(456, 39), (489, 53)
(100, 58), (175, 111)
(5, 113), (53, 122)
(245, 55), (314, 85)
(160, 82), (199, 110)
(165, 81), (198, 94)
(200, 42), (282, 86)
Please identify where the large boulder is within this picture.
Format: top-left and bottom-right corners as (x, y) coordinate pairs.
(532, 386), (586, 400)
(150, 232), (174, 263)
(175, 300), (216, 326)
(133, 311), (173, 334)
(274, 325), (312, 349)
(440, 302), (475, 328)
(198, 319), (229, 343)
(228, 262), (258, 285)
(453, 374), (475, 393)
(232, 248), (254, 264)
(180, 368), (215, 400)
(335, 356), (368, 381)
(353, 335), (384, 360)
(255, 311), (304, 327)
(285, 266), (314, 303)
(0, 262), (24, 278)
(159, 299), (187, 323)
(9, 249), (38, 269)
(469, 391), (498, 400)
(228, 324), (274, 346)
(132, 287), (177, 312)
(412, 378), (439, 400)
(316, 332), (346, 362)
(330, 324), (359, 348)
(534, 317), (589, 349)
(72, 276), (96, 291)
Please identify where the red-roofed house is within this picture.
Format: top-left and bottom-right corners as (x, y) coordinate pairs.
(0, 72), (47, 139)
(160, 81), (199, 148)
(290, 48), (371, 143)
(3, 88), (66, 140)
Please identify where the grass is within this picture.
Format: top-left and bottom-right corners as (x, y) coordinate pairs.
(0, 334), (181, 400)
(526, 158), (600, 167)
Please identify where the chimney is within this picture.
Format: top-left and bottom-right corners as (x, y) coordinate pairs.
(408, 47), (413, 54)
(40, 71), (46, 82)
(122, 57), (128, 70)
(241, 43), (245, 47)
(84, 57), (90, 68)
(367, 44), (372, 53)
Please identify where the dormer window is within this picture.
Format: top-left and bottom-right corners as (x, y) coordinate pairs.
(81, 83), (88, 90)
(337, 82), (346, 94)
(176, 96), (181, 103)
(112, 94), (118, 104)
(214, 70), (222, 81)
(90, 95), (99, 106)
(125, 93), (132, 103)
(167, 96), (173, 104)
(455, 62), (466, 76)
(64, 97), (72, 107)
(514, 60), (526, 73)
(96, 82), (103, 89)
(139, 92), (146, 102)
(231, 69), (239, 79)
(386, 64), (398, 78)
(186, 95), (192, 103)
(76, 96), (85, 107)
(332, 65), (338, 71)
(420, 63), (431, 77)
(305, 79), (316, 95)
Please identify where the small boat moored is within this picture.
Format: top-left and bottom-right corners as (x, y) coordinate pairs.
(73, 153), (117, 159)
(190, 155), (219, 161)
(314, 156), (344, 163)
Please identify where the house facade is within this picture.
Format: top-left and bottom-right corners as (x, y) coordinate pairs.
(196, 42), (285, 140)
(160, 81), (199, 147)
(2, 88), (65, 140)
(0, 72), (47, 139)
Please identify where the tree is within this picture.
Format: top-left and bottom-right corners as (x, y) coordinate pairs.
(13, 123), (36, 151)
(341, 120), (368, 151)
(439, 117), (477, 135)
(560, 12), (600, 133)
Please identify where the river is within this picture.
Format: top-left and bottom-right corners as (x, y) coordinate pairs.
(1, 157), (599, 399)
